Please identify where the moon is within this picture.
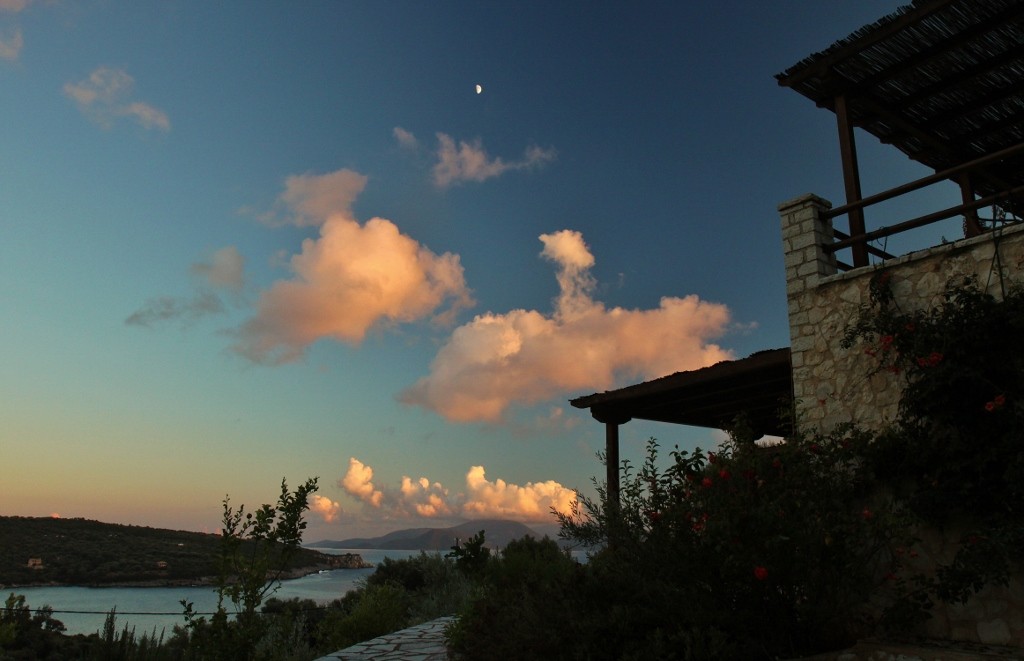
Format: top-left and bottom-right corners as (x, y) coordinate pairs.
(475, 84), (483, 94)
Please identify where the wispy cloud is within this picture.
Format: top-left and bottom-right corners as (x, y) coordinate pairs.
(64, 67), (170, 131)
(126, 246), (245, 328)
(232, 169), (474, 364)
(393, 126), (418, 151)
(401, 230), (734, 422)
(432, 133), (556, 188)
(0, 27), (22, 60)
(259, 168), (368, 228)
(190, 246), (245, 292)
(338, 457), (576, 522)
(0, 0), (31, 13)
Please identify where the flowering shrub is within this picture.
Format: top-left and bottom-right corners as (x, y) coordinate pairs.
(842, 273), (1024, 617)
(842, 275), (1024, 520)
(548, 430), (911, 659)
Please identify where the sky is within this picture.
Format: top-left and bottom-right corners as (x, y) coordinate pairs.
(2, 1), (957, 542)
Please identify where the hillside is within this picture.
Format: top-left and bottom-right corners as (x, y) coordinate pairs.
(309, 519), (541, 551)
(0, 516), (350, 587)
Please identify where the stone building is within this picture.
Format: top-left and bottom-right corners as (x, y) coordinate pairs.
(575, 0), (1024, 649)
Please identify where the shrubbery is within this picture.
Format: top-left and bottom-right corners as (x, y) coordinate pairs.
(446, 275), (1023, 659)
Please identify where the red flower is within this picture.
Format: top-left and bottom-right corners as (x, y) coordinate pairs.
(880, 334), (894, 347)
(864, 348), (877, 357)
(860, 507), (873, 520)
(708, 452), (717, 464)
(928, 351), (943, 365)
(753, 566), (768, 581)
(994, 394), (1006, 406)
(985, 401), (996, 412)
(701, 477), (713, 489)
(718, 469), (731, 481)
(904, 322), (915, 332)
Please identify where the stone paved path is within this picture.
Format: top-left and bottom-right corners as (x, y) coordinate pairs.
(313, 616), (454, 661)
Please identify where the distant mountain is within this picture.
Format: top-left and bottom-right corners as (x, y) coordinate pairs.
(309, 519), (542, 551)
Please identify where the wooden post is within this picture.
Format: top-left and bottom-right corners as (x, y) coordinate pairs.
(835, 94), (869, 268)
(605, 421), (621, 512)
(959, 172), (982, 237)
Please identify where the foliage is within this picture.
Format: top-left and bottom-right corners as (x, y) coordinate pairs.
(445, 536), (583, 661)
(842, 274), (1024, 522)
(840, 273), (1024, 626)
(445, 530), (491, 577)
(0, 516), (334, 588)
(178, 477), (319, 660)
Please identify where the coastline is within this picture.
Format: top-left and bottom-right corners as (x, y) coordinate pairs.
(2, 555), (374, 591)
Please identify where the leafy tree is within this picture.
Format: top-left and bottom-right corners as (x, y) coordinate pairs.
(180, 477), (319, 660)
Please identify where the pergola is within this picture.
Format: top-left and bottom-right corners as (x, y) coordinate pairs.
(573, 0), (1024, 507)
(777, 0), (1024, 269)
(570, 349), (792, 506)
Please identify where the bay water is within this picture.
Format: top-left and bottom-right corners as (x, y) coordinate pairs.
(9, 549), (421, 637)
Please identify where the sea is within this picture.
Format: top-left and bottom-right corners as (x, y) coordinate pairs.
(8, 548), (422, 638)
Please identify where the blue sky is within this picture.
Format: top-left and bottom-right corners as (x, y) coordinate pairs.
(3, 1), (949, 540)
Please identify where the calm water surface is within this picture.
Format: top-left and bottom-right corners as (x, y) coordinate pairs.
(11, 549), (421, 637)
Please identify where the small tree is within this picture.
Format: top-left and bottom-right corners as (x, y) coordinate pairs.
(182, 477), (318, 659)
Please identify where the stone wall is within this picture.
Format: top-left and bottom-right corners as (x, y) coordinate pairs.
(779, 193), (1024, 647)
(780, 193), (1024, 433)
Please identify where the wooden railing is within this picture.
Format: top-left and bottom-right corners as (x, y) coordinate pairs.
(823, 142), (1024, 271)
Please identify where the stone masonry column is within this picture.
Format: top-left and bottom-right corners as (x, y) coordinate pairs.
(779, 194), (836, 428)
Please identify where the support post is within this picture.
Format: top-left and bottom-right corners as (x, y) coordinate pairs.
(959, 172), (982, 237)
(605, 421), (621, 512)
(835, 94), (869, 267)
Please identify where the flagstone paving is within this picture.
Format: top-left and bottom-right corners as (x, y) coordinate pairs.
(313, 615), (454, 661)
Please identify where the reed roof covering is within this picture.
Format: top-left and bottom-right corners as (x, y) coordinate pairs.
(570, 348), (793, 437)
(777, 0), (1024, 201)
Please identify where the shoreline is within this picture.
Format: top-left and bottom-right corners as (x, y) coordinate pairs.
(1, 560), (374, 591)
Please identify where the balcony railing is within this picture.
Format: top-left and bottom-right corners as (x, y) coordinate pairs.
(823, 142), (1024, 272)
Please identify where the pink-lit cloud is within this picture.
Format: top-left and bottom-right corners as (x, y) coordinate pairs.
(338, 458), (576, 522)
(233, 170), (474, 364)
(462, 466), (576, 520)
(0, 0), (31, 11)
(401, 229), (733, 422)
(64, 67), (170, 131)
(340, 458), (384, 507)
(432, 132), (556, 188)
(392, 126), (418, 150)
(0, 27), (22, 60)
(309, 495), (343, 523)
(260, 168), (368, 228)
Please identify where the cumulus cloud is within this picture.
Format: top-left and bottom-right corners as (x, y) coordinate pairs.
(432, 133), (556, 188)
(339, 457), (576, 522)
(126, 246), (245, 328)
(232, 169), (474, 364)
(463, 466), (577, 519)
(64, 67), (170, 131)
(0, 28), (22, 60)
(401, 229), (733, 422)
(393, 126), (418, 150)
(310, 494), (343, 523)
(340, 458), (384, 507)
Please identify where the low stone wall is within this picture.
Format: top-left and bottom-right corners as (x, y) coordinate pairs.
(779, 194), (1024, 647)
